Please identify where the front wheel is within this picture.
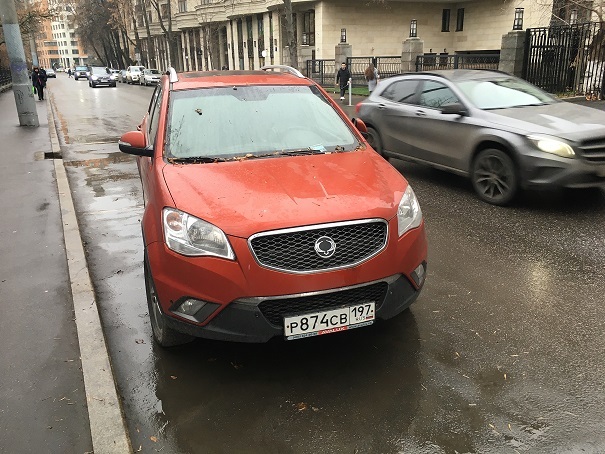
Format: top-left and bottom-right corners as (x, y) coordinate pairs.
(144, 254), (194, 347)
(471, 148), (518, 205)
(366, 126), (385, 158)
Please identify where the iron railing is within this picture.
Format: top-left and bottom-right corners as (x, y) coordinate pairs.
(524, 22), (605, 97)
(415, 53), (500, 71)
(305, 59), (336, 87)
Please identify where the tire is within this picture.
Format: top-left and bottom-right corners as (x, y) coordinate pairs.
(366, 126), (385, 158)
(144, 254), (194, 347)
(471, 148), (518, 206)
(111, 83), (116, 87)
(75, 76), (78, 81)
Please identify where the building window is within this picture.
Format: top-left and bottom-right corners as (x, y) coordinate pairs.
(148, 11), (153, 23)
(246, 16), (254, 60)
(257, 13), (265, 58)
(160, 3), (168, 19)
(442, 9), (450, 32)
(178, 0), (186, 13)
(456, 8), (464, 31)
(72, 49), (78, 54)
(302, 10), (315, 46)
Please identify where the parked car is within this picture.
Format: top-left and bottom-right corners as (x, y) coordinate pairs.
(74, 65), (89, 80)
(55, 66), (65, 72)
(88, 66), (116, 88)
(125, 65), (145, 84)
(118, 66), (428, 347)
(45, 68), (56, 78)
(357, 69), (605, 205)
(110, 68), (121, 79)
(118, 69), (128, 83)
(140, 68), (162, 86)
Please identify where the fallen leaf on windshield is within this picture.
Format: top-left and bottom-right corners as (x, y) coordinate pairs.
(231, 362), (242, 370)
(170, 376), (177, 380)
(296, 402), (308, 411)
(135, 339), (145, 344)
(150, 436), (158, 442)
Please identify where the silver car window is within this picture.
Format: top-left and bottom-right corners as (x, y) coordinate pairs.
(418, 81), (460, 108)
(379, 80), (419, 104)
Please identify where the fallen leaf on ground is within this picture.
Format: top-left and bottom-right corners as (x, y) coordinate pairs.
(296, 402), (308, 411)
(150, 436), (158, 442)
(170, 376), (177, 380)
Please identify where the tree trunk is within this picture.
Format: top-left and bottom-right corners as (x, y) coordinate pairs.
(282, 0), (298, 69)
(131, 10), (143, 66)
(141, 1), (156, 67)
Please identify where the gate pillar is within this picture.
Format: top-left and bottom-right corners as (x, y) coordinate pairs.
(499, 30), (525, 77)
(402, 37), (423, 72)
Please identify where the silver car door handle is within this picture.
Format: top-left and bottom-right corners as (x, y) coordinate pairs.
(415, 110), (427, 117)
(378, 103), (386, 110)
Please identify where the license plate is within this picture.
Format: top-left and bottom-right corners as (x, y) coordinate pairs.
(284, 302), (375, 340)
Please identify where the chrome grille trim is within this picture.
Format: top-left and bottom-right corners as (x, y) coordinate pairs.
(578, 137), (605, 163)
(248, 218), (389, 274)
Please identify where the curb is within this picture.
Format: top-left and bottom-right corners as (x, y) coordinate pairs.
(47, 92), (132, 454)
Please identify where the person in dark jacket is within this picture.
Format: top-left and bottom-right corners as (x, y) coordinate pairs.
(336, 62), (351, 101)
(31, 67), (47, 101)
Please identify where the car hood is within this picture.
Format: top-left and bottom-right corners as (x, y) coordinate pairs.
(162, 150), (407, 238)
(482, 102), (605, 141)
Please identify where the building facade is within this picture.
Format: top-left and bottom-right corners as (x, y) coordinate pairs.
(129, 0), (583, 72)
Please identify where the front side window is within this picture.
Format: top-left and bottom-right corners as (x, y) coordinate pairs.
(380, 80), (419, 104)
(419, 81), (459, 108)
(148, 86), (163, 146)
(166, 85), (358, 158)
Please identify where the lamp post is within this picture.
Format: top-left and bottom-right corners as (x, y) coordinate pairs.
(410, 20), (418, 38)
(340, 28), (347, 43)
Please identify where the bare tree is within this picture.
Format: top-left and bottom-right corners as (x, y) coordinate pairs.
(282, 0), (298, 69)
(149, 0), (180, 70)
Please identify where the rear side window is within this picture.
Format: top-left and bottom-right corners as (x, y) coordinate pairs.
(380, 80), (419, 104)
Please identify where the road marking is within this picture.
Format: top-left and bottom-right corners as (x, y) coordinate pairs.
(47, 93), (132, 454)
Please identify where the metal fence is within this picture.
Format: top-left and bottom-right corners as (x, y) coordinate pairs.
(523, 22), (605, 97)
(306, 56), (403, 88)
(305, 59), (336, 87)
(415, 53), (500, 71)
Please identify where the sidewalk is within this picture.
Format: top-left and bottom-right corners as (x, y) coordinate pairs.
(0, 93), (93, 453)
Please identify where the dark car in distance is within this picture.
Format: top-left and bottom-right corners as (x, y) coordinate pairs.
(88, 66), (116, 88)
(357, 70), (605, 205)
(74, 65), (89, 80)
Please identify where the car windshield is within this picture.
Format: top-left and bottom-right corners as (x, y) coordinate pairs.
(75, 66), (87, 71)
(131, 68), (141, 73)
(149, 69), (161, 75)
(91, 67), (109, 75)
(166, 85), (358, 159)
(456, 77), (556, 109)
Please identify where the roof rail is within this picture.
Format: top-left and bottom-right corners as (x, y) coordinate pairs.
(166, 67), (178, 83)
(261, 65), (305, 78)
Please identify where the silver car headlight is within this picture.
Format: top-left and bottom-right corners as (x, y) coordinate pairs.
(528, 135), (575, 158)
(91, 75), (98, 80)
(163, 208), (235, 259)
(397, 185), (422, 237)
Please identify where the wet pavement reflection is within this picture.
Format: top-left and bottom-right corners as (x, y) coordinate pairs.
(48, 76), (605, 453)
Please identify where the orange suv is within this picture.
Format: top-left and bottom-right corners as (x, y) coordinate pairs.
(118, 66), (428, 346)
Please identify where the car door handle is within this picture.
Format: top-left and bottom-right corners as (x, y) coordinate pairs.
(415, 110), (427, 117)
(377, 103), (386, 110)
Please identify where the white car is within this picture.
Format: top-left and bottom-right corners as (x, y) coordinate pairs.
(126, 65), (145, 84)
(140, 69), (162, 86)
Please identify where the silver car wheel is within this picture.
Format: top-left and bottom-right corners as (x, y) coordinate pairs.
(471, 148), (518, 206)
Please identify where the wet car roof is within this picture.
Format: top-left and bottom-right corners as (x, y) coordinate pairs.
(170, 71), (313, 90)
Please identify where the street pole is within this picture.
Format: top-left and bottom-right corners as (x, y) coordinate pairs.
(29, 36), (39, 67)
(0, 0), (40, 127)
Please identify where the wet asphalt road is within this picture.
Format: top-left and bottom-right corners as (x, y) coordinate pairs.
(47, 75), (605, 453)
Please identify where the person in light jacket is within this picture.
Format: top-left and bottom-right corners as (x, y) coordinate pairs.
(365, 63), (379, 93)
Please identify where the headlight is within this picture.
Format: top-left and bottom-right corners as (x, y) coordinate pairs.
(91, 75), (98, 80)
(528, 135), (575, 158)
(397, 185), (422, 237)
(163, 208), (236, 259)
(110, 75), (116, 79)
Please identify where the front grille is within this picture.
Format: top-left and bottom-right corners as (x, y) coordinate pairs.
(258, 281), (389, 327)
(578, 138), (605, 163)
(249, 220), (388, 273)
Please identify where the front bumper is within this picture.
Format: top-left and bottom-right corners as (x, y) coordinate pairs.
(161, 274), (421, 343)
(145, 217), (428, 343)
(519, 149), (605, 189)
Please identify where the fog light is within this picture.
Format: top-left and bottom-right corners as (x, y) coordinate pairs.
(411, 262), (427, 288)
(175, 298), (206, 316)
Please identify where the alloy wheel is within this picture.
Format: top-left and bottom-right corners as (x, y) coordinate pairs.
(471, 149), (518, 205)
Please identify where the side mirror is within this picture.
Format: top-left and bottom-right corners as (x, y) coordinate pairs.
(118, 131), (153, 157)
(441, 103), (468, 116)
(351, 117), (369, 139)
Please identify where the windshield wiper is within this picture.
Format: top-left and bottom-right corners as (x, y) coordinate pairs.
(168, 156), (227, 164)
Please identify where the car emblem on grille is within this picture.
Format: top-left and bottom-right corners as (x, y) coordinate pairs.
(314, 236), (336, 258)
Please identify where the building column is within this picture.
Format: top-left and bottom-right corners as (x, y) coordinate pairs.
(498, 30), (525, 77)
(193, 28), (200, 71)
(218, 26), (226, 69)
(402, 37), (423, 72)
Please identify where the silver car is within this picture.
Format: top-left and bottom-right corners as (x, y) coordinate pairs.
(357, 70), (605, 205)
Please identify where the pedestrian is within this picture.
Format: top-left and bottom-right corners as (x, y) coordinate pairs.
(336, 62), (351, 101)
(31, 66), (47, 101)
(67, 67), (72, 78)
(365, 63), (379, 94)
